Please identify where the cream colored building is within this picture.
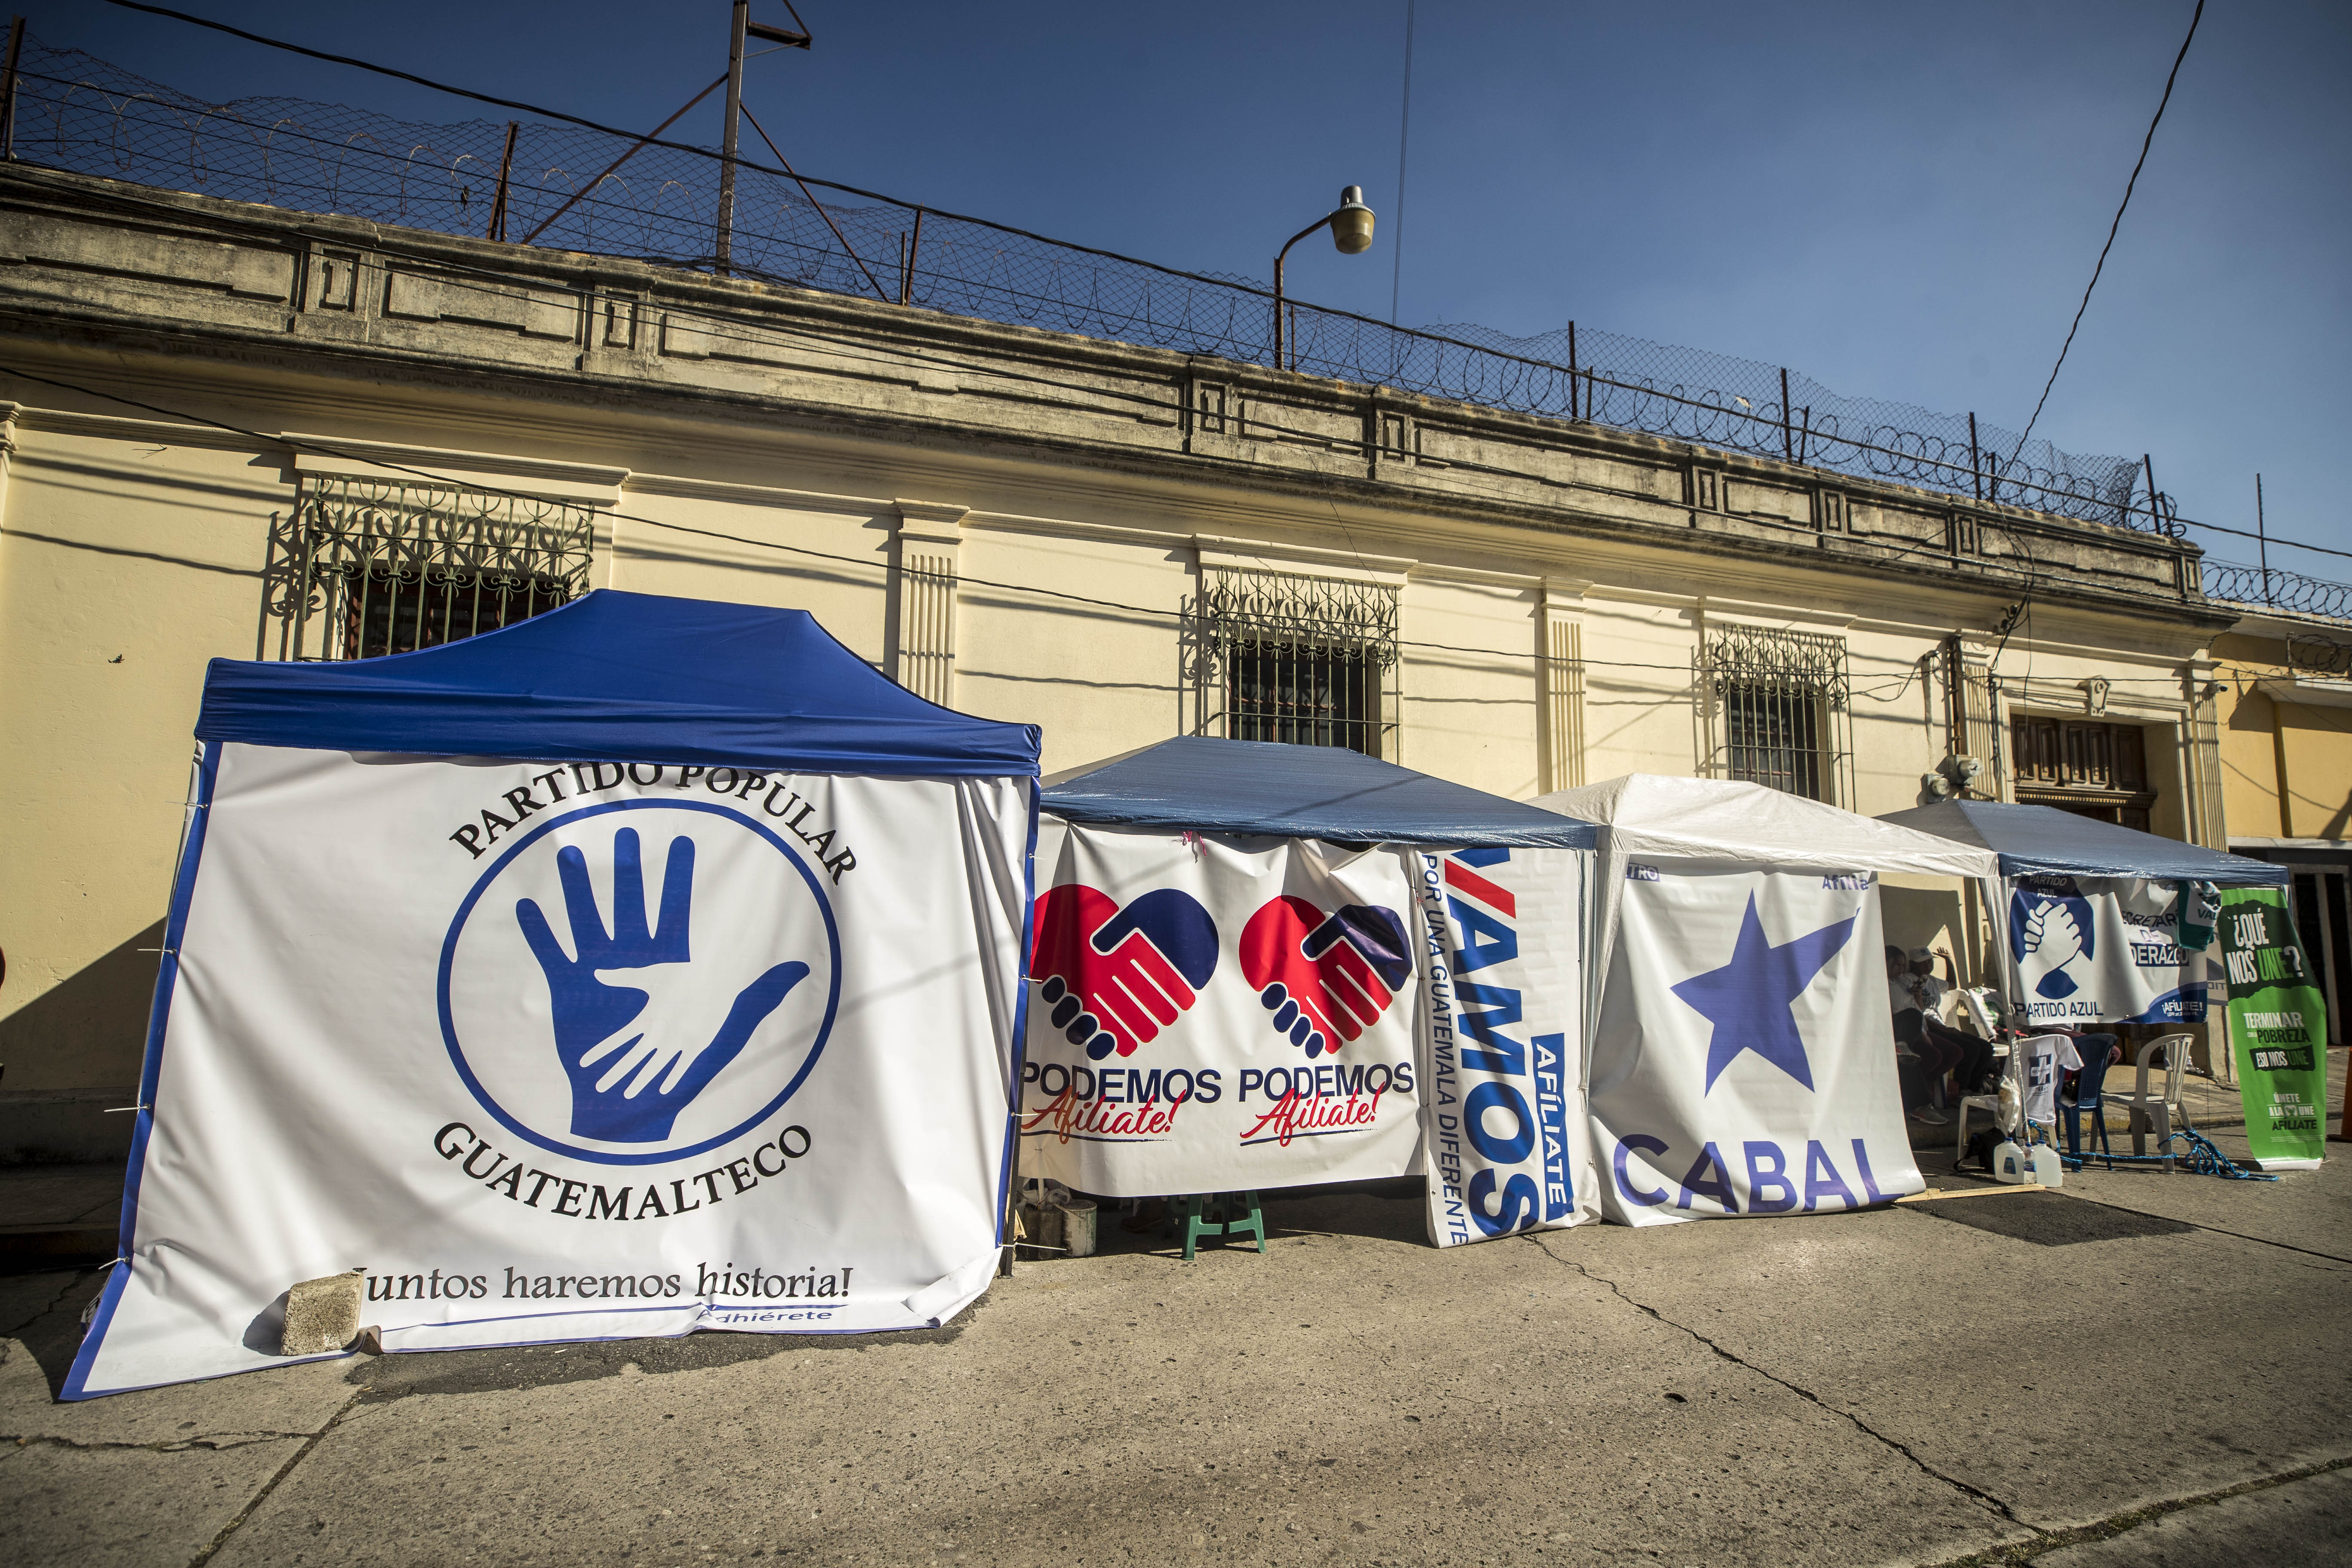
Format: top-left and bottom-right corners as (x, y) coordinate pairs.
(0, 165), (2239, 1155)
(2211, 608), (2352, 1047)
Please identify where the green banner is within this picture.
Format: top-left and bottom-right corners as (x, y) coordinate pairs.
(2219, 889), (2330, 1167)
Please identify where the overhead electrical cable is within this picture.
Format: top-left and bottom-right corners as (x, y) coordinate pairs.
(0, 355), (2205, 689)
(1389, 0), (1415, 326)
(15, 160), (2343, 591)
(60, 14), (2263, 546)
(2008, 0), (2204, 466)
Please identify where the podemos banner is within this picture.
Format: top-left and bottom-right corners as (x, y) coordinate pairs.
(1416, 847), (1595, 1246)
(1591, 861), (1922, 1225)
(2007, 875), (2211, 1027)
(1018, 822), (1422, 1196)
(69, 746), (1031, 1399)
(2220, 889), (2330, 1170)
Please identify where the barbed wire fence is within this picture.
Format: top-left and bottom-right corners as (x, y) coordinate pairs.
(4, 33), (2345, 625)
(2201, 562), (2352, 624)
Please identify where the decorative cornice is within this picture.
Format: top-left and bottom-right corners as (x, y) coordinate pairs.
(284, 432), (626, 505)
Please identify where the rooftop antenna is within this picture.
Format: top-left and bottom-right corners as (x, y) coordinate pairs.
(717, 0), (811, 276)
(2256, 472), (2271, 604)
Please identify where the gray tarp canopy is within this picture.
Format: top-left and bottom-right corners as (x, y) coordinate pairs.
(1041, 735), (1598, 848)
(1876, 799), (2288, 887)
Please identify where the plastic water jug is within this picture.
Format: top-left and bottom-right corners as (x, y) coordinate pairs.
(1058, 1198), (1098, 1259)
(1993, 1139), (2029, 1184)
(2030, 1144), (2064, 1188)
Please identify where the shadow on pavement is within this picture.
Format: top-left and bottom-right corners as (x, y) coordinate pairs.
(352, 1292), (992, 1402)
(0, 1267), (107, 1400)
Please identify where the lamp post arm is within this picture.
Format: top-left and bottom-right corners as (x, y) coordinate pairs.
(1271, 208), (1346, 374)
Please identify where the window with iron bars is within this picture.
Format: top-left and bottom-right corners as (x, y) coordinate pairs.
(1187, 568), (1399, 758)
(1699, 624), (1851, 803)
(262, 476), (597, 661)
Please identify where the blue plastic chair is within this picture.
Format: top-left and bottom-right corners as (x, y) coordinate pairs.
(2061, 1037), (2120, 1171)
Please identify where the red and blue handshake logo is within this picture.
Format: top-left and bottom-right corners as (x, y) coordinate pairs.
(1030, 885), (1410, 1061)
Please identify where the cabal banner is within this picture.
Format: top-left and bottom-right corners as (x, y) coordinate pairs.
(1019, 821), (1422, 1196)
(68, 746), (1030, 1399)
(1415, 847), (1595, 1247)
(2008, 875), (2211, 1026)
(1592, 862), (1923, 1226)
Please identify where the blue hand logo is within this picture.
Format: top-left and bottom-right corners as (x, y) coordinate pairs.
(516, 827), (808, 1143)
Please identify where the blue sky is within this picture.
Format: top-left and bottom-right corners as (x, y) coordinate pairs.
(40, 1), (2352, 580)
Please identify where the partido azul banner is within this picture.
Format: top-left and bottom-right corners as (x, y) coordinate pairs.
(1018, 822), (1422, 1196)
(2007, 875), (2211, 1027)
(1416, 847), (1594, 1246)
(1591, 861), (1922, 1226)
(69, 747), (1030, 1399)
(2220, 889), (2330, 1170)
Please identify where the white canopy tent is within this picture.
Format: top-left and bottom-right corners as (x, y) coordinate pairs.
(1531, 775), (1999, 1224)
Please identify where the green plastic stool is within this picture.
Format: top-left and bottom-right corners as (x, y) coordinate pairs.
(1170, 1191), (1267, 1260)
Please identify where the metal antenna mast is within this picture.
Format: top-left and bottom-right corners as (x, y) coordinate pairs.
(715, 0), (810, 276)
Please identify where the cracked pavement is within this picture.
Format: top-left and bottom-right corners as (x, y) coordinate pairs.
(4, 1118), (2349, 1567)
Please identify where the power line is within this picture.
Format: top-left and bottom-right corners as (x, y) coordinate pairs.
(14, 153), (2344, 596)
(0, 355), (2207, 686)
(52, 15), (2224, 539)
(1389, 0), (1415, 327)
(2009, 0), (2204, 464)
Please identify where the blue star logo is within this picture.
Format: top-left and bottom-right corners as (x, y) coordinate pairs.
(1670, 893), (1857, 1093)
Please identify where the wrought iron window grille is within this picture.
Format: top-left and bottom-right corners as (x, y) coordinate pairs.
(1185, 568), (1400, 758)
(1699, 624), (1852, 803)
(262, 475), (596, 662)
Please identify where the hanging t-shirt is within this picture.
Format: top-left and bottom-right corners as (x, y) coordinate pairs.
(2015, 1034), (2084, 1126)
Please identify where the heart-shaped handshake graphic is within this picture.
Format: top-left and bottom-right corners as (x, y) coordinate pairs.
(1030, 884), (1220, 1060)
(1239, 896), (1412, 1060)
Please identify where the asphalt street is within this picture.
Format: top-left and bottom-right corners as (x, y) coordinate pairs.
(6, 1099), (2349, 1568)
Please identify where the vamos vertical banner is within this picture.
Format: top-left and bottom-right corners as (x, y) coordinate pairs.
(68, 747), (1032, 1399)
(2220, 889), (2330, 1170)
(1415, 847), (1595, 1247)
(1018, 822), (1422, 1195)
(1592, 863), (1923, 1226)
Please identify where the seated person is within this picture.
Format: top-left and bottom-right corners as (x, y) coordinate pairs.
(1893, 947), (1998, 1098)
(1886, 946), (1945, 1123)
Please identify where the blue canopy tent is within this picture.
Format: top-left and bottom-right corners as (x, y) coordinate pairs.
(1876, 800), (2285, 887)
(198, 588), (1040, 776)
(70, 590), (1047, 1401)
(1041, 735), (1596, 846)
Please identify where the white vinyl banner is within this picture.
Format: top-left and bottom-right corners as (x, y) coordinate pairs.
(1018, 822), (1422, 1196)
(2007, 874), (2211, 1027)
(1591, 861), (1923, 1226)
(1416, 847), (1597, 1247)
(70, 744), (1030, 1399)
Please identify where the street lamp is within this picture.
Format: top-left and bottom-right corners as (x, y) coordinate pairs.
(1272, 185), (1376, 373)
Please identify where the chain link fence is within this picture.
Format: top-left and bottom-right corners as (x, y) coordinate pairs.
(2, 35), (2187, 537)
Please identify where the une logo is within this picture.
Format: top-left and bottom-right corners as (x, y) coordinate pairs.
(439, 798), (842, 1166)
(2009, 888), (2097, 999)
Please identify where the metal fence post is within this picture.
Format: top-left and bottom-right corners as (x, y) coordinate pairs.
(901, 206), (922, 306)
(485, 121), (518, 242)
(1, 17), (24, 164)
(1969, 412), (1981, 501)
(1779, 367), (1793, 461)
(1566, 320), (1579, 422)
(716, 0), (748, 274)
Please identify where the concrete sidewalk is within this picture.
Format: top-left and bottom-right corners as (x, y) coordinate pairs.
(6, 1113), (2348, 1566)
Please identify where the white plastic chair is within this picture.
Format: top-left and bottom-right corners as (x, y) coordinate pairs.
(1958, 988), (2002, 1038)
(1954, 1044), (2021, 1167)
(2118, 1034), (2194, 1170)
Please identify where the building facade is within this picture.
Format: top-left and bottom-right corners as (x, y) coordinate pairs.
(2212, 609), (2352, 1048)
(0, 165), (2238, 1153)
